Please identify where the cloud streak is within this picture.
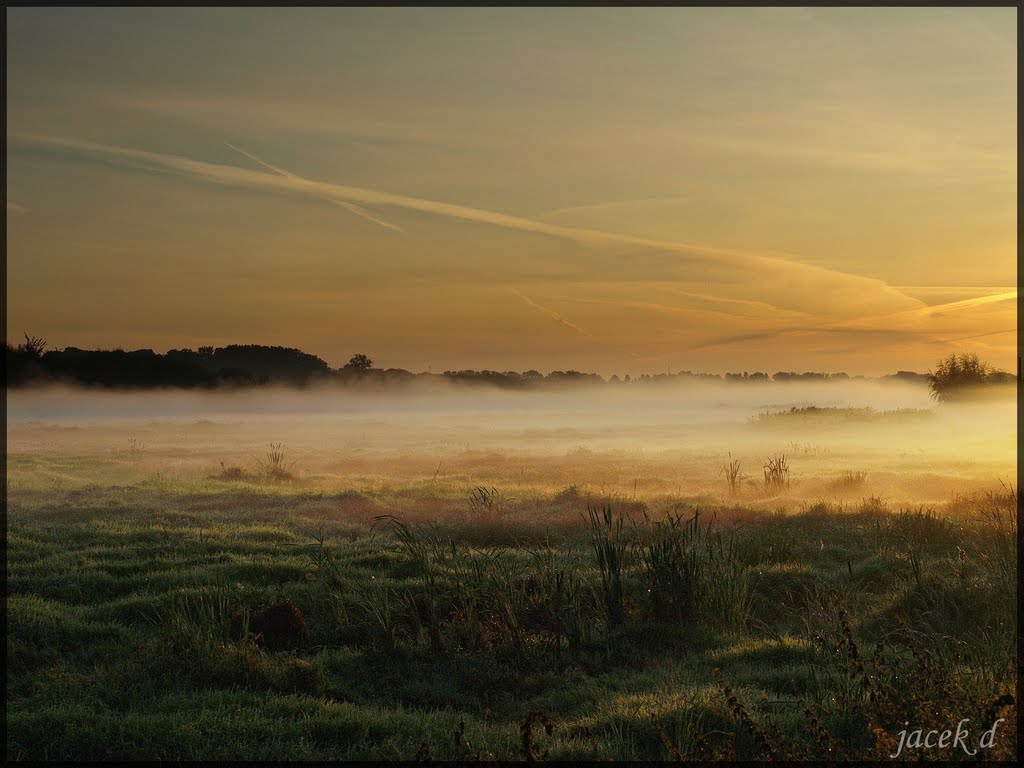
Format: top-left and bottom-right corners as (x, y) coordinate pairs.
(674, 290), (1017, 353)
(910, 290), (1017, 317)
(507, 289), (643, 359)
(507, 289), (596, 339)
(536, 196), (690, 220)
(225, 142), (402, 232)
(10, 132), (925, 323)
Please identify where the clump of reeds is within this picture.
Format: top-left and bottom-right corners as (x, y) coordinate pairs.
(553, 484), (584, 505)
(720, 453), (745, 495)
(468, 486), (501, 516)
(829, 470), (867, 492)
(372, 515), (447, 650)
(977, 481), (1017, 587)
(638, 509), (752, 631)
(641, 510), (699, 623)
(258, 443), (296, 482)
(763, 454), (790, 493)
(211, 461), (250, 482)
(127, 437), (145, 462)
(587, 504), (628, 628)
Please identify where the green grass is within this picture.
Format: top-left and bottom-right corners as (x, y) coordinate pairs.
(6, 467), (1018, 761)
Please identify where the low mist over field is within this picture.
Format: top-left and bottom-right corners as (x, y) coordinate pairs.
(7, 377), (1014, 507)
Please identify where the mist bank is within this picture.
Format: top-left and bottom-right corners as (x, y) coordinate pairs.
(5, 376), (942, 426)
(7, 376), (1014, 509)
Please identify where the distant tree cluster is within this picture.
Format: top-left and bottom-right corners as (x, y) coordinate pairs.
(608, 371), (722, 385)
(725, 371), (770, 382)
(5, 334), (50, 387)
(166, 345), (330, 386)
(882, 370), (932, 385)
(6, 339), (334, 389)
(342, 354), (374, 374)
(928, 353), (1016, 402)
(770, 371), (853, 382)
(7, 335), (1014, 396)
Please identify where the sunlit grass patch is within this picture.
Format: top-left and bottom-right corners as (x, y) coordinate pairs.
(707, 636), (815, 668)
(6, 473), (1017, 761)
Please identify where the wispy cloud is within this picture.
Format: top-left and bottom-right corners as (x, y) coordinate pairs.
(933, 328), (1016, 344)
(550, 294), (800, 329)
(893, 285), (1016, 294)
(507, 289), (595, 339)
(7, 201), (30, 216)
(673, 290), (1017, 353)
(225, 142), (402, 232)
(9, 132), (924, 323)
(653, 286), (809, 319)
(507, 288), (643, 359)
(910, 290), (1017, 318)
(536, 196), (690, 220)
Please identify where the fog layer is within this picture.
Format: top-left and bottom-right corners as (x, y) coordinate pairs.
(6, 380), (1015, 507)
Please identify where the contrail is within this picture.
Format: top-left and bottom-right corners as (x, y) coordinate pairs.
(225, 142), (402, 232)
(507, 289), (595, 339)
(12, 133), (937, 326)
(536, 196), (690, 219)
(913, 290), (1017, 316)
(507, 289), (642, 359)
(11, 134), (920, 300)
(935, 328), (1016, 344)
(677, 290), (1018, 353)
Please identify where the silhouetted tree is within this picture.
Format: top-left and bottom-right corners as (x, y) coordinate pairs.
(343, 354), (374, 373)
(880, 370), (930, 385)
(207, 345), (329, 385)
(19, 333), (48, 358)
(928, 353), (1008, 402)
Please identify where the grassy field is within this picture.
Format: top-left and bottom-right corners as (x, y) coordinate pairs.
(5, 388), (1018, 761)
(7, 462), (1018, 760)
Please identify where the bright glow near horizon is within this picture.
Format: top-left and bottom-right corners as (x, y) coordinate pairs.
(5, 7), (1017, 376)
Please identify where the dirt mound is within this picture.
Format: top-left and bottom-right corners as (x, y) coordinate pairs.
(229, 597), (309, 651)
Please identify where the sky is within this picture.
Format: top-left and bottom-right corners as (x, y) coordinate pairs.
(5, 7), (1017, 376)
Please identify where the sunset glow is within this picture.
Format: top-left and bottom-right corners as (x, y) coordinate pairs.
(6, 7), (1017, 375)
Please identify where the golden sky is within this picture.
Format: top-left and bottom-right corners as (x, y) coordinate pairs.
(5, 8), (1017, 375)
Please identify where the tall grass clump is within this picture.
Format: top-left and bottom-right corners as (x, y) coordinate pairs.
(720, 453), (747, 496)
(350, 573), (400, 652)
(639, 510), (752, 631)
(977, 482), (1017, 589)
(762, 455), (790, 494)
(829, 470), (867, 493)
(127, 437), (145, 462)
(526, 546), (595, 661)
(700, 524), (754, 630)
(587, 505), (628, 628)
(372, 515), (447, 650)
(468, 486), (502, 517)
(259, 443), (296, 482)
(212, 461), (250, 482)
(641, 510), (700, 623)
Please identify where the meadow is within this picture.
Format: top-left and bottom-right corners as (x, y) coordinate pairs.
(5, 381), (1018, 761)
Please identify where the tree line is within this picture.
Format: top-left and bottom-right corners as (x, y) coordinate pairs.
(4, 335), (1015, 397)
